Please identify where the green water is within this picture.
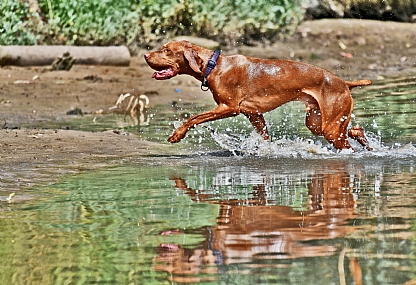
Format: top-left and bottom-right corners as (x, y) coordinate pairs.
(0, 166), (219, 284)
(2, 76), (416, 284)
(2, 158), (416, 284)
(353, 77), (416, 142)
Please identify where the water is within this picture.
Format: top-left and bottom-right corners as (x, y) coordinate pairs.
(1, 76), (416, 284)
(2, 158), (416, 284)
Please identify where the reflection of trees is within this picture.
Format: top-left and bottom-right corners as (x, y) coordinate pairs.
(2, 160), (415, 284)
(154, 166), (363, 283)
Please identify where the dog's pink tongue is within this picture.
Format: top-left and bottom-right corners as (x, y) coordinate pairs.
(152, 68), (175, 80)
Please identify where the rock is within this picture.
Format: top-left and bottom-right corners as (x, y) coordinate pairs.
(304, 0), (345, 19)
(66, 108), (83, 116)
(304, 0), (415, 22)
(51, 52), (75, 71)
(355, 36), (367, 46)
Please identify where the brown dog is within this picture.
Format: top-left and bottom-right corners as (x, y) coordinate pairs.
(144, 40), (372, 151)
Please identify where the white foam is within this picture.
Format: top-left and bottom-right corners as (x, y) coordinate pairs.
(210, 130), (416, 159)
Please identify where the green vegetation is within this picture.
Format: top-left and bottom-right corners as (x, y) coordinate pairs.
(0, 0), (40, 45)
(1, 0), (415, 47)
(0, 0), (303, 46)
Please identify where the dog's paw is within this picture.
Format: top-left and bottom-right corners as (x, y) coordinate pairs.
(168, 130), (185, 143)
(167, 135), (181, 143)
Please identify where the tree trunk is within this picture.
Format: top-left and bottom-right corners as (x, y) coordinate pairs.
(0, 46), (131, 66)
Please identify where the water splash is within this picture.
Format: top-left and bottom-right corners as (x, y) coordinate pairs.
(209, 129), (416, 159)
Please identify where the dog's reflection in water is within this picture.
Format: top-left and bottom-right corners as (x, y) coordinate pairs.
(152, 168), (362, 284)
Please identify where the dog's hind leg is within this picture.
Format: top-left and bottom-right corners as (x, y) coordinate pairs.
(324, 127), (353, 150)
(306, 104), (355, 151)
(320, 96), (355, 151)
(305, 102), (324, 137)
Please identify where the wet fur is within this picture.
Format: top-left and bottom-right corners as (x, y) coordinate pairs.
(144, 40), (372, 151)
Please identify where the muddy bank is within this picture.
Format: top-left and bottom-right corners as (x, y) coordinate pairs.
(0, 19), (415, 197)
(0, 129), (164, 200)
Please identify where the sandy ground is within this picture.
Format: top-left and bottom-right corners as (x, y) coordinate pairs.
(1, 19), (415, 197)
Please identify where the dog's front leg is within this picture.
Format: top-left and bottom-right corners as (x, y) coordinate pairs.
(168, 104), (238, 143)
(244, 113), (269, 140)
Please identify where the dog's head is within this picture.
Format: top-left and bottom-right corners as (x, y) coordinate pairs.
(144, 41), (203, 80)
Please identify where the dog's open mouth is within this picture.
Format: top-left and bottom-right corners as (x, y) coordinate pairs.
(151, 68), (176, 80)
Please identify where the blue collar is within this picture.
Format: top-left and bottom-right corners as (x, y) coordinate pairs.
(201, 50), (221, 91)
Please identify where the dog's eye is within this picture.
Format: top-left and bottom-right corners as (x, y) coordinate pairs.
(164, 48), (171, 53)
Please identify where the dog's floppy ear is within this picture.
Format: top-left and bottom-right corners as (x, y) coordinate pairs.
(183, 43), (202, 74)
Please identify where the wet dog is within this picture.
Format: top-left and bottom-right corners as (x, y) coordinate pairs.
(144, 40), (372, 151)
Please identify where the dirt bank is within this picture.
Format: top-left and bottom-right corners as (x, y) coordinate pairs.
(0, 129), (162, 200)
(1, 19), (415, 197)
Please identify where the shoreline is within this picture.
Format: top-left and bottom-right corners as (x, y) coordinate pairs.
(1, 19), (415, 197)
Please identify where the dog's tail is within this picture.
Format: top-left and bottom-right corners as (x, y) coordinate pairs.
(347, 79), (372, 90)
